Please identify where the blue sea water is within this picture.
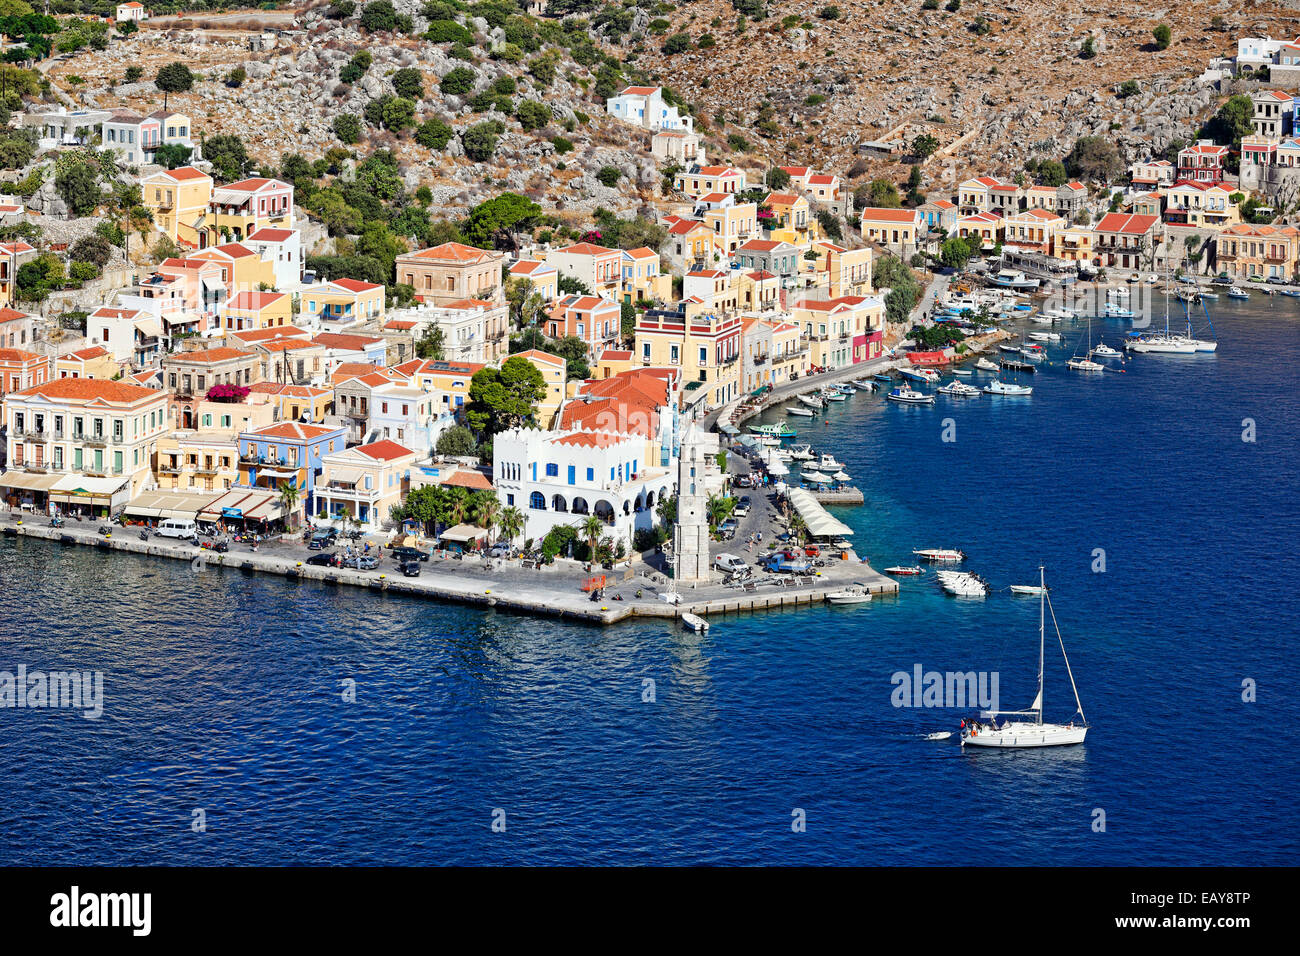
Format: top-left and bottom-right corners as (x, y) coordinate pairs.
(0, 301), (1297, 866)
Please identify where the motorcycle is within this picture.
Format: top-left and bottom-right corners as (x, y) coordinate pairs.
(139, 530), (149, 541)
(49, 517), (64, 528)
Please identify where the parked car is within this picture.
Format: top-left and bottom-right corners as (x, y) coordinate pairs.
(487, 543), (513, 559)
(345, 554), (379, 571)
(733, 474), (754, 489)
(305, 552), (337, 567)
(389, 545), (428, 563)
(308, 529), (338, 550)
(399, 560), (421, 577)
(1249, 274), (1266, 282)
(759, 553), (813, 574)
(1211, 274), (1232, 285)
(718, 518), (739, 534)
(733, 502), (750, 518)
(1266, 275), (1286, 285)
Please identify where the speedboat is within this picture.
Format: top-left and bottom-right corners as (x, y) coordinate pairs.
(984, 380), (1033, 395)
(975, 357), (999, 372)
(1040, 307), (1077, 321)
(852, 379), (875, 391)
(822, 390), (847, 402)
(1090, 342), (1120, 357)
(1107, 286), (1130, 300)
(785, 405), (814, 417)
(886, 385), (935, 405)
(1027, 331), (1061, 342)
(815, 453), (843, 471)
(1066, 356), (1104, 371)
(1009, 584), (1048, 595)
(826, 584), (873, 605)
(938, 380), (981, 397)
(997, 343), (1022, 353)
(832, 383), (856, 394)
(798, 394), (823, 408)
(1103, 306), (1135, 318)
(900, 367), (941, 384)
(953, 368), (973, 377)
(1226, 287), (1250, 299)
(913, 548), (966, 563)
(1019, 345), (1045, 362)
(1280, 288), (1300, 298)
(884, 565), (925, 576)
(680, 612), (709, 633)
(873, 373), (894, 384)
(938, 570), (989, 598)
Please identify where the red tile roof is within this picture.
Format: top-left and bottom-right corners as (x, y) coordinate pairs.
(354, 439), (414, 462)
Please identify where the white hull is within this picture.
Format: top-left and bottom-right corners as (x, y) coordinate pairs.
(1066, 358), (1104, 371)
(1128, 338), (1197, 354)
(962, 722), (1087, 748)
(681, 612), (709, 632)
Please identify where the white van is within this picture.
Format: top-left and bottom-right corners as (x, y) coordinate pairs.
(713, 553), (750, 576)
(156, 518), (197, 539)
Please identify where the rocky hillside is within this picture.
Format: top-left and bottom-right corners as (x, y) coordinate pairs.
(43, 3), (669, 222)
(623, 0), (1300, 183)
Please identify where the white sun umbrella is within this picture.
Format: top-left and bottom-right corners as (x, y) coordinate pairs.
(832, 470), (852, 482)
(802, 470), (831, 483)
(765, 458), (789, 477)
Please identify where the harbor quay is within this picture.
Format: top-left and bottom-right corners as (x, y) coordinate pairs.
(4, 509), (896, 628)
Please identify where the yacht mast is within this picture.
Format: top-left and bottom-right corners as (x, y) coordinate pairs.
(1036, 565), (1045, 725)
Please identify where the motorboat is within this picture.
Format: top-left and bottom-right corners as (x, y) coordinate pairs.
(1019, 346), (1045, 362)
(999, 359), (1036, 373)
(1009, 584), (1048, 595)
(938, 380), (981, 397)
(1027, 331), (1061, 342)
(997, 343), (1022, 353)
(826, 584), (873, 605)
(953, 368), (973, 377)
(873, 373), (895, 384)
(975, 357), (999, 372)
(1066, 356), (1104, 371)
(1226, 287), (1250, 299)
(680, 612), (709, 633)
(815, 453), (843, 471)
(900, 367), (941, 384)
(852, 379), (876, 391)
(984, 380), (1033, 395)
(1103, 306), (1135, 318)
(1106, 286), (1130, 299)
(798, 394), (823, 409)
(1040, 307), (1077, 321)
(913, 548), (966, 563)
(1090, 342), (1120, 357)
(785, 405), (815, 417)
(884, 565), (926, 576)
(886, 385), (935, 405)
(937, 570), (989, 598)
(987, 269), (1041, 291)
(960, 567), (1089, 749)
(1280, 288), (1300, 298)
(822, 390), (847, 402)
(832, 383), (856, 394)
(786, 443), (814, 460)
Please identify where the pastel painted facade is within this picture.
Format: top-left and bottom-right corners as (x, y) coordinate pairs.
(221, 290), (293, 332)
(208, 178), (294, 245)
(514, 348), (567, 428)
(301, 278), (385, 328)
(317, 439), (417, 531)
(544, 294), (622, 354)
(0, 347), (48, 401)
(860, 207), (924, 257)
(1214, 223), (1299, 281)
(635, 305), (741, 412)
(674, 165), (746, 199)
(1002, 208), (1067, 255)
(703, 202), (759, 259)
(508, 258), (559, 303)
(142, 166), (214, 248)
(651, 129), (705, 166)
(1165, 181), (1239, 230)
(734, 238), (801, 282)
(236, 421), (348, 515)
(0, 241), (38, 309)
(1176, 142), (1229, 185)
(1091, 212), (1162, 270)
(244, 228), (302, 289)
(546, 242), (624, 300)
(396, 242), (506, 307)
(620, 247), (671, 304)
(54, 346), (119, 382)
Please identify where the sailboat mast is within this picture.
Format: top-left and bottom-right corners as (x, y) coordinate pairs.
(1037, 565), (1045, 724)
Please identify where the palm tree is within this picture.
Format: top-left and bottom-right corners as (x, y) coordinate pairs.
(789, 513), (807, 545)
(498, 506), (524, 548)
(277, 480), (301, 531)
(578, 513), (604, 564)
(474, 493), (500, 540)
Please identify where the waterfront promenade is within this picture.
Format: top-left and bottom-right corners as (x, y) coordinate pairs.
(4, 511), (896, 627)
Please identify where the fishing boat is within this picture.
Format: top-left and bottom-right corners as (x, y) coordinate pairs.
(814, 453), (844, 471)
(786, 443), (814, 460)
(997, 343), (1022, 354)
(1090, 342), (1120, 357)
(822, 390), (847, 402)
(1040, 307), (1078, 321)
(785, 405), (814, 418)
(913, 548), (966, 563)
(798, 394), (823, 409)
(975, 357), (999, 372)
(826, 584), (873, 605)
(1280, 288), (1300, 298)
(750, 422), (796, 437)
(938, 380), (981, 397)
(984, 380), (1033, 395)
(886, 385), (935, 405)
(852, 379), (876, 391)
(1027, 331), (1061, 342)
(1103, 305), (1136, 318)
(873, 373), (894, 384)
(999, 359), (1036, 373)
(987, 269), (1041, 291)
(680, 612), (709, 633)
(960, 567), (1088, 749)
(884, 565), (925, 576)
(1019, 344), (1046, 362)
(1226, 287), (1250, 299)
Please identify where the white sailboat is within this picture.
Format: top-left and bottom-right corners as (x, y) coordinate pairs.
(961, 567), (1088, 749)
(1067, 314), (1105, 371)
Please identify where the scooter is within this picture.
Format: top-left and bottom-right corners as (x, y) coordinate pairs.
(49, 517), (64, 528)
(139, 530), (149, 541)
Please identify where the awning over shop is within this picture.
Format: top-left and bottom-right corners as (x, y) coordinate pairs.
(787, 487), (854, 538)
(198, 488), (285, 523)
(123, 490), (219, 521)
(257, 468), (298, 481)
(49, 474), (130, 506)
(324, 467), (364, 486)
(438, 523), (489, 543)
(0, 471), (61, 492)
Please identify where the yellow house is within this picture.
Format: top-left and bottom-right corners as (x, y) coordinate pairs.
(1215, 223), (1299, 281)
(1165, 182), (1239, 231)
(55, 346), (119, 381)
(704, 202), (759, 258)
(155, 399), (276, 494)
(221, 291), (293, 332)
(514, 348), (567, 427)
(507, 259), (559, 303)
(1058, 226), (1093, 263)
(816, 242), (873, 298)
(247, 382), (333, 423)
(190, 242), (276, 295)
(302, 279), (386, 328)
(634, 306), (742, 412)
(736, 269), (781, 313)
(142, 166), (213, 248)
(591, 347), (637, 380)
(673, 165), (746, 199)
(764, 192), (816, 247)
(1002, 208), (1067, 256)
(620, 247), (672, 304)
(665, 217), (716, 271)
